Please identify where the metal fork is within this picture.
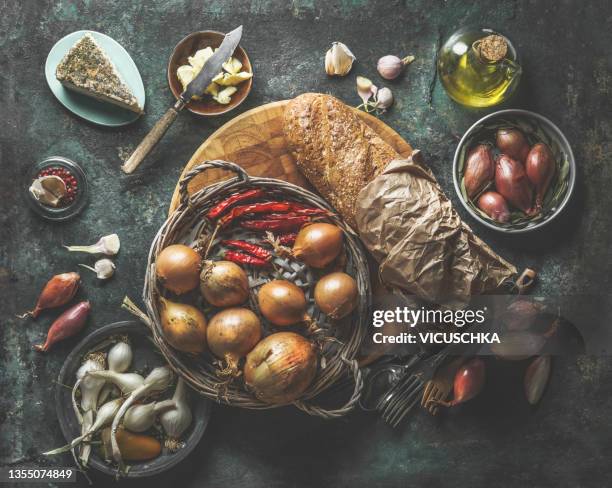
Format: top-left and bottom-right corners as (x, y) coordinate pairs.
(421, 356), (465, 416)
(378, 349), (449, 427)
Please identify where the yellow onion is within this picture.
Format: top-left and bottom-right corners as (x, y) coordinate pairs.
(244, 332), (317, 404)
(207, 308), (262, 377)
(293, 223), (343, 268)
(159, 297), (207, 354)
(258, 280), (308, 327)
(200, 260), (249, 307)
(314, 272), (358, 319)
(156, 244), (201, 295)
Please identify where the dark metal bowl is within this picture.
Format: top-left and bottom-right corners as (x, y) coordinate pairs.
(55, 321), (211, 478)
(452, 109), (576, 233)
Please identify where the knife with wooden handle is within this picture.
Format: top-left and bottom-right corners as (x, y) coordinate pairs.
(121, 25), (243, 174)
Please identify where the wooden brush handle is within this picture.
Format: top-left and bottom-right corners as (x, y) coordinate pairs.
(121, 100), (184, 174)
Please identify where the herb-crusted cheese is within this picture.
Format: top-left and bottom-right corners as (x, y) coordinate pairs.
(56, 34), (143, 113)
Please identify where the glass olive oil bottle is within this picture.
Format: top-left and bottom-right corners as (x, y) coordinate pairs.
(438, 27), (521, 108)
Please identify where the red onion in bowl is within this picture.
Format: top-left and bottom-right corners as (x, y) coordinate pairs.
(495, 154), (534, 214)
(477, 191), (510, 223)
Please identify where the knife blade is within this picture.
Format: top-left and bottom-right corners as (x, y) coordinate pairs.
(121, 26), (244, 174)
(181, 25), (243, 103)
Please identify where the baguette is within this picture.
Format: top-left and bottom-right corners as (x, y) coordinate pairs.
(284, 93), (399, 227)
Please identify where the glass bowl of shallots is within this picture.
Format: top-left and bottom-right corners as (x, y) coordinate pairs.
(453, 109), (575, 233)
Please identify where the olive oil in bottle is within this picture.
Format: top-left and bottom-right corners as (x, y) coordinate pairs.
(437, 27), (521, 108)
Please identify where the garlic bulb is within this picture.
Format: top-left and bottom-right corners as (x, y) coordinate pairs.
(29, 176), (67, 207)
(325, 42), (356, 76)
(79, 258), (116, 280)
(375, 87), (394, 111)
(160, 378), (193, 451)
(377, 54), (415, 80)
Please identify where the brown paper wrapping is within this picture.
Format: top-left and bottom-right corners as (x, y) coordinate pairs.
(355, 151), (517, 307)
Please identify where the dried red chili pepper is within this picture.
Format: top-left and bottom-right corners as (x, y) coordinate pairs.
(241, 216), (311, 232)
(206, 189), (267, 220)
(222, 240), (272, 261)
(277, 233), (298, 245)
(218, 201), (293, 226)
(224, 250), (270, 267)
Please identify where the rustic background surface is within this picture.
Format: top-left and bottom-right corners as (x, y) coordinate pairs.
(1, 0), (611, 486)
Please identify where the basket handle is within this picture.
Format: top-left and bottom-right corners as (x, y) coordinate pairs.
(179, 160), (250, 207)
(293, 357), (363, 419)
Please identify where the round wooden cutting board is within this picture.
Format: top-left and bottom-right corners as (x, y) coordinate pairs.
(169, 99), (413, 213)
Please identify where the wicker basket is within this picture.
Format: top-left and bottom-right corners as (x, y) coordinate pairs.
(142, 161), (370, 418)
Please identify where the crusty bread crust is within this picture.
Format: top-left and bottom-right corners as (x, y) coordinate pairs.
(284, 93), (399, 227)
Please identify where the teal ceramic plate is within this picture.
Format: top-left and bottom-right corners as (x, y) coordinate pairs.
(45, 30), (145, 127)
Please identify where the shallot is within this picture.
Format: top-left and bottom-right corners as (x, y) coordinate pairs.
(33, 301), (91, 352)
(524, 356), (551, 405)
(207, 308), (262, 377)
(496, 128), (530, 162)
(156, 244), (201, 295)
(430, 358), (485, 408)
(18, 272), (80, 318)
(501, 299), (545, 331)
(244, 332), (318, 404)
(477, 191), (510, 223)
(159, 297), (208, 354)
(110, 366), (175, 469)
(526, 143), (556, 212)
(492, 319), (559, 360)
(464, 144), (494, 199)
(101, 428), (161, 462)
(495, 154), (534, 213)
(64, 233), (120, 256)
(200, 260), (250, 307)
(160, 378), (193, 451)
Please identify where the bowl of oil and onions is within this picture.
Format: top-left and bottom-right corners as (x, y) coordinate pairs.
(453, 109), (575, 233)
(51, 321), (211, 478)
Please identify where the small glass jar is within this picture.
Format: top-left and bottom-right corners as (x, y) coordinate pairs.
(24, 156), (89, 221)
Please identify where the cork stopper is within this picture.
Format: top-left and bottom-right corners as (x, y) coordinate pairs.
(475, 34), (508, 63)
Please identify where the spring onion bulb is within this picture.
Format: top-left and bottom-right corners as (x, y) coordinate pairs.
(44, 398), (124, 455)
(97, 338), (133, 405)
(110, 366), (175, 469)
(160, 378), (193, 451)
(124, 399), (175, 433)
(86, 370), (144, 394)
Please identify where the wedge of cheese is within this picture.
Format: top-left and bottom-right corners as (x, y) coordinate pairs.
(56, 34), (143, 113)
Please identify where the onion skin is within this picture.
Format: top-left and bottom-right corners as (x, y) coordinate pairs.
(477, 191), (510, 223)
(156, 245), (201, 295)
(159, 297), (207, 354)
(463, 144), (494, 199)
(200, 260), (249, 307)
(258, 280), (307, 326)
(244, 332), (317, 404)
(496, 128), (530, 162)
(314, 272), (358, 319)
(526, 143), (556, 212)
(207, 308), (262, 377)
(495, 154), (534, 213)
(293, 223), (343, 268)
(33, 301), (90, 352)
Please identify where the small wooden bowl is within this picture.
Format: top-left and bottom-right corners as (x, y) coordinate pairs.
(168, 31), (252, 116)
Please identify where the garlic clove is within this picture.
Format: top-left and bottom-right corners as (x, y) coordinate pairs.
(356, 76), (377, 108)
(29, 175), (67, 207)
(79, 258), (116, 280)
(325, 42), (356, 76)
(375, 87), (394, 111)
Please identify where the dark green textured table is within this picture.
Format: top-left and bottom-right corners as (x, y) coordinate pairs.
(1, 1), (611, 487)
